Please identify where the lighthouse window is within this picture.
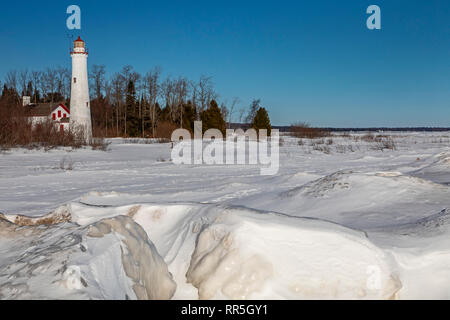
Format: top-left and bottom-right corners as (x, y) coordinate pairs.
(86, 102), (89, 107)
(73, 77), (77, 83)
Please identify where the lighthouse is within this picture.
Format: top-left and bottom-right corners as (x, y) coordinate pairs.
(70, 36), (92, 142)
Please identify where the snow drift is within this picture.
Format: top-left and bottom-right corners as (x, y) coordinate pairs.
(184, 209), (401, 300)
(49, 198), (402, 300)
(410, 152), (450, 185)
(238, 170), (450, 229)
(0, 214), (176, 300)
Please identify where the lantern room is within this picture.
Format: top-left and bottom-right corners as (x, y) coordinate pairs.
(71, 36), (87, 54)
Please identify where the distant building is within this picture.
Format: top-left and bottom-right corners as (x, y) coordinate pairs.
(22, 96), (31, 106)
(25, 101), (71, 132)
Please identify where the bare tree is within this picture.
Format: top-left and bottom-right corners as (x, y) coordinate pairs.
(5, 70), (23, 105)
(134, 75), (145, 137)
(5, 70), (17, 89)
(90, 65), (106, 100)
(144, 67), (161, 137)
(18, 69), (29, 97)
(55, 66), (70, 101)
(162, 76), (191, 127)
(174, 76), (189, 128)
(42, 68), (57, 103)
(238, 106), (247, 124)
(104, 79), (112, 102)
(245, 99), (261, 124)
(220, 100), (229, 127)
(196, 75), (216, 114)
(190, 80), (198, 117)
(120, 65), (140, 85)
(38, 72), (48, 104)
(220, 97), (240, 129)
(110, 73), (124, 136)
(161, 77), (176, 122)
(103, 79), (112, 136)
(5, 70), (18, 96)
(228, 97), (240, 128)
(30, 71), (41, 103)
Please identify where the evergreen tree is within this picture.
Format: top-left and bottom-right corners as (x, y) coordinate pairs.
(182, 101), (196, 132)
(0, 85), (19, 107)
(125, 80), (139, 137)
(33, 88), (41, 103)
(160, 105), (172, 123)
(154, 102), (162, 117)
(1, 85), (8, 100)
(26, 81), (33, 97)
(200, 99), (226, 135)
(251, 107), (272, 136)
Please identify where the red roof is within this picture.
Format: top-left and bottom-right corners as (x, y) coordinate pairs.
(74, 36), (84, 43)
(26, 103), (70, 117)
(59, 104), (70, 114)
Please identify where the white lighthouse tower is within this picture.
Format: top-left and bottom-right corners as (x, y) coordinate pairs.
(70, 36), (92, 142)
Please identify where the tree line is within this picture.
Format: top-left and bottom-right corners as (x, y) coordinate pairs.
(1, 65), (272, 139)
(1, 68), (70, 105)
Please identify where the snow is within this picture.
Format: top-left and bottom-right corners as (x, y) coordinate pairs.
(0, 132), (449, 299)
(184, 208), (400, 300)
(0, 214), (175, 299)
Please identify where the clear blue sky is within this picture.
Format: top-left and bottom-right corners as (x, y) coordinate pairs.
(0, 0), (448, 127)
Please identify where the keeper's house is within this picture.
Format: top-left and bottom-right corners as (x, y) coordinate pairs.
(23, 97), (70, 132)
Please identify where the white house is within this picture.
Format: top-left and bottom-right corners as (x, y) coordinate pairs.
(26, 101), (71, 132)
